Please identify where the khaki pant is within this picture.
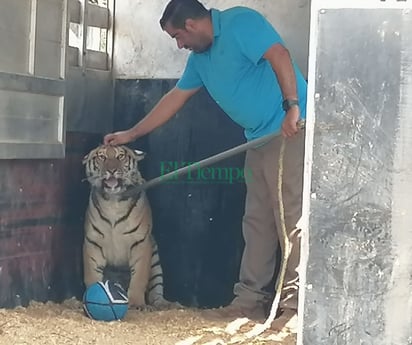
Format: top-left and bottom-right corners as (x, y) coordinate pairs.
(233, 129), (305, 311)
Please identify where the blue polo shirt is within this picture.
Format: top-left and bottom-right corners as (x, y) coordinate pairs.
(176, 7), (307, 141)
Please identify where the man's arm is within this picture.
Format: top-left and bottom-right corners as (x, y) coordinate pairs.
(104, 86), (200, 145)
(263, 43), (300, 137)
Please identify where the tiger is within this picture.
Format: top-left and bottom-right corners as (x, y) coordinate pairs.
(82, 144), (169, 309)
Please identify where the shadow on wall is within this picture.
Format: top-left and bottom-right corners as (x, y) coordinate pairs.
(114, 79), (248, 308)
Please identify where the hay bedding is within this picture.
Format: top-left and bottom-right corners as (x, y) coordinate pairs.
(0, 299), (296, 345)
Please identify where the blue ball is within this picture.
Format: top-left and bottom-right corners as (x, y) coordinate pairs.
(83, 280), (129, 321)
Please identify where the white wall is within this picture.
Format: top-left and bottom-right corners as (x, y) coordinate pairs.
(113, 0), (310, 79)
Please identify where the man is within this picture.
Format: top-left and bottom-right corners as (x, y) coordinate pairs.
(104, 0), (307, 329)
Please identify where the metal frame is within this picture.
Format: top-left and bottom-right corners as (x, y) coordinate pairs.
(0, 72), (65, 96)
(0, 0), (69, 159)
(298, 1), (412, 344)
(69, 0), (114, 71)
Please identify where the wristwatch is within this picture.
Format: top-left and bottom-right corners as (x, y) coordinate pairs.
(282, 99), (299, 112)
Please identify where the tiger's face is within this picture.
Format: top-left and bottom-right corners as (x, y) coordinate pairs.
(83, 145), (146, 195)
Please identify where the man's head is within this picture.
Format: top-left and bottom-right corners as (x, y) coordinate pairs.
(160, 0), (213, 53)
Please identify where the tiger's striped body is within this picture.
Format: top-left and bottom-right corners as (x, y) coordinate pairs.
(82, 144), (167, 308)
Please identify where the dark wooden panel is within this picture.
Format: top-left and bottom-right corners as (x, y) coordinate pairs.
(0, 132), (101, 307)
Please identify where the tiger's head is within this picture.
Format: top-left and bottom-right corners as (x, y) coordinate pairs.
(82, 145), (146, 195)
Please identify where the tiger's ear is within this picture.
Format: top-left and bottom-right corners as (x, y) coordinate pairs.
(82, 147), (98, 165)
(82, 153), (89, 165)
(134, 149), (146, 161)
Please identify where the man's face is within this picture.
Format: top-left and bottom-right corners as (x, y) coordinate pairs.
(164, 20), (212, 53)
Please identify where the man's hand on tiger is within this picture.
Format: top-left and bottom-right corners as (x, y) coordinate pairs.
(103, 130), (134, 146)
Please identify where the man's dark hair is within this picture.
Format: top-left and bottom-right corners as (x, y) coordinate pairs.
(160, 0), (209, 30)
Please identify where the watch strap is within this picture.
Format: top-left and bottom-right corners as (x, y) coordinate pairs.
(282, 99), (299, 111)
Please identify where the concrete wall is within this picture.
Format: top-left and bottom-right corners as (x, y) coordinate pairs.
(113, 0), (311, 79)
